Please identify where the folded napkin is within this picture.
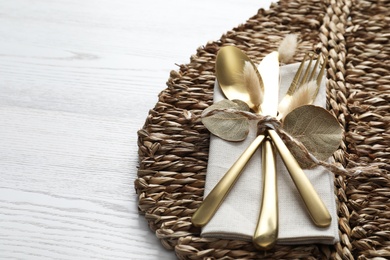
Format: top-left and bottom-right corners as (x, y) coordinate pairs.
(201, 62), (339, 244)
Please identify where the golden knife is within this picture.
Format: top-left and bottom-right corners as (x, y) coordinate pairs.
(253, 52), (279, 249)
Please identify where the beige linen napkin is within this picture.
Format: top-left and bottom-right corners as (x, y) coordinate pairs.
(201, 62), (339, 244)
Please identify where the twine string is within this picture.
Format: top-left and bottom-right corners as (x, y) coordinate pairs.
(201, 108), (348, 176)
(258, 115), (347, 175)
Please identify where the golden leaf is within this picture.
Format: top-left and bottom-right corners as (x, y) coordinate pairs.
(202, 99), (250, 141)
(278, 81), (318, 119)
(231, 99), (250, 111)
(283, 105), (343, 167)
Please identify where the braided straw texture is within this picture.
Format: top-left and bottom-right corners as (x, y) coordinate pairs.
(135, 0), (390, 258)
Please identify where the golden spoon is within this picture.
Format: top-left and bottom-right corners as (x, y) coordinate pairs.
(192, 46), (278, 250)
(191, 47), (268, 228)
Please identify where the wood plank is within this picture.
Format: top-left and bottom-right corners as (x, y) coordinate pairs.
(0, 0), (272, 258)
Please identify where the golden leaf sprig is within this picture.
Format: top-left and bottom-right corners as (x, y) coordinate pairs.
(278, 34), (298, 64)
(278, 80), (318, 119)
(202, 102), (343, 168)
(234, 61), (264, 112)
(243, 61), (263, 111)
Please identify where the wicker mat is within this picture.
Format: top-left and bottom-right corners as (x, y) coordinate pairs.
(135, 0), (390, 258)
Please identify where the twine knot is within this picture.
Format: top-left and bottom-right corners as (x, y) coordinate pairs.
(257, 115), (281, 135)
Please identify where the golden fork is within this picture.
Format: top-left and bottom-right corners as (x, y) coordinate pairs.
(268, 53), (331, 229)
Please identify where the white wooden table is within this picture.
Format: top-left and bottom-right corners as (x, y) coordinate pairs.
(0, 1), (272, 259)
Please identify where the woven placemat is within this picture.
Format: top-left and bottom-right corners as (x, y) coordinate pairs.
(135, 0), (390, 259)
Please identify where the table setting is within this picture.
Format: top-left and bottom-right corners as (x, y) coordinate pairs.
(194, 44), (341, 248)
(0, 0), (387, 259)
(135, 0), (389, 259)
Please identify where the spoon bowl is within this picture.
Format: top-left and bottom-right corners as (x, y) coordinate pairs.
(216, 46), (263, 112)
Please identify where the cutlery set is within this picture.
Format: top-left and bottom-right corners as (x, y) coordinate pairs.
(192, 46), (330, 249)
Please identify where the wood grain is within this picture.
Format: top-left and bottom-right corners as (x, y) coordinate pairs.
(0, 0), (272, 259)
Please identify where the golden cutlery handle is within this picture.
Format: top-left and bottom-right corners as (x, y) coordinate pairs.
(192, 134), (266, 227)
(268, 129), (332, 227)
(253, 138), (278, 250)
